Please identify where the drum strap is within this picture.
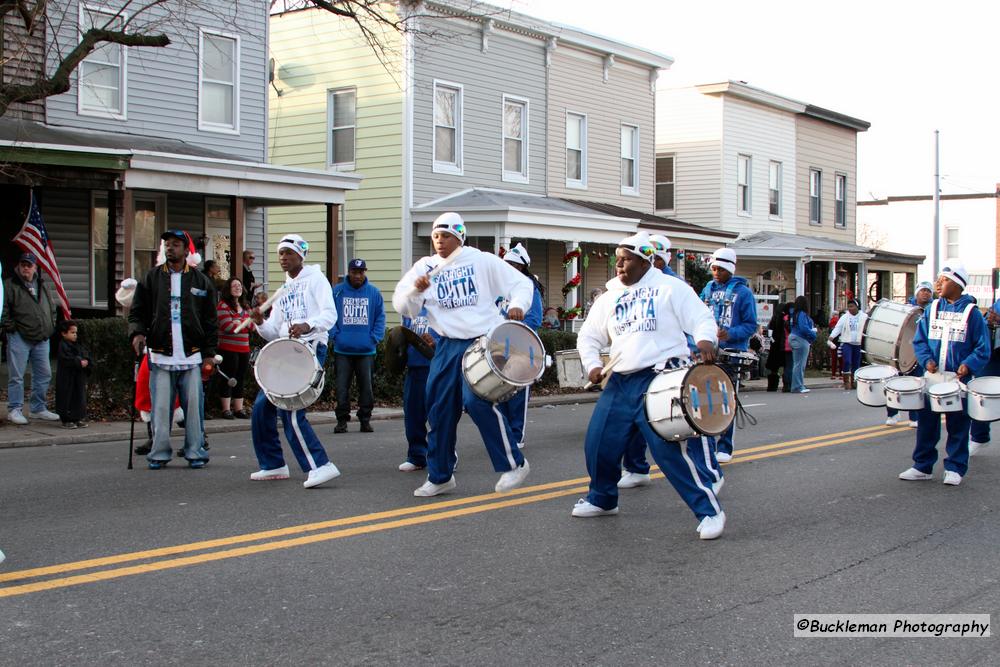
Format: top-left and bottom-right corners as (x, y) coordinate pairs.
(929, 300), (975, 369)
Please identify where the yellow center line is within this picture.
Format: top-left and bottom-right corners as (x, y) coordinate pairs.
(0, 423), (914, 598)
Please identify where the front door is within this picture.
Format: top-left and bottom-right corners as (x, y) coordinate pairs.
(132, 193), (166, 279)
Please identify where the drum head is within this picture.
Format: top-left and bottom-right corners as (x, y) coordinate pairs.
(894, 309), (920, 373)
(885, 376), (924, 392)
(683, 364), (736, 436)
(928, 381), (961, 397)
(256, 339), (318, 395)
(486, 321), (545, 384)
(968, 376), (1000, 396)
(855, 364), (898, 381)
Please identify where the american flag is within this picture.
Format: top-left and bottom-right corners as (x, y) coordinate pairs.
(13, 194), (72, 319)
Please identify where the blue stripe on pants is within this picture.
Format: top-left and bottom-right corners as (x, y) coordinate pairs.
(403, 365), (430, 466)
(584, 368), (721, 519)
(251, 343), (331, 473)
(424, 337), (523, 485)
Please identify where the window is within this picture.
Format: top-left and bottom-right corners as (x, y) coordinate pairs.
(79, 7), (126, 118)
(91, 193), (110, 305)
(620, 124), (639, 194)
(835, 173), (847, 228)
(655, 155), (674, 210)
(433, 82), (462, 173)
(327, 88), (356, 168)
(737, 154), (751, 214)
(132, 194), (166, 279)
(199, 30), (239, 132)
(502, 96), (528, 182)
(946, 227), (959, 260)
(768, 161), (782, 218)
(809, 169), (822, 224)
(566, 112), (587, 187)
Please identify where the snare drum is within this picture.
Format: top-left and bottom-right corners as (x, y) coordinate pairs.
(862, 300), (921, 372)
(927, 381), (966, 413)
(717, 349), (759, 381)
(644, 363), (736, 441)
(854, 364), (898, 407)
(884, 376), (926, 411)
(253, 338), (325, 411)
(554, 349), (609, 389)
(966, 376), (1000, 422)
(462, 321), (547, 403)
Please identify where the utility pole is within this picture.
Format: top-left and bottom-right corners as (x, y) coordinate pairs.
(933, 130), (940, 277)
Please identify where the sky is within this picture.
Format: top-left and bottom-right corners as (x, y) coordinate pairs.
(514, 0), (1000, 200)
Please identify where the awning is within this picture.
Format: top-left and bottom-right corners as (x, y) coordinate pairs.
(729, 230), (875, 262)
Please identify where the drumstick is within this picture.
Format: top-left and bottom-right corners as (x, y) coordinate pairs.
(407, 247), (464, 297)
(584, 353), (622, 390)
(234, 286), (287, 333)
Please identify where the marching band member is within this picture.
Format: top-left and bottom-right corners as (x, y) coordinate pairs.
(648, 234), (678, 277)
(699, 248), (757, 463)
(886, 281), (934, 426)
(829, 298), (867, 392)
(398, 306), (439, 472)
(248, 235), (341, 489)
(393, 213), (534, 497)
(496, 243), (543, 449)
(969, 299), (1000, 455)
(899, 265), (990, 486)
(573, 232), (726, 540)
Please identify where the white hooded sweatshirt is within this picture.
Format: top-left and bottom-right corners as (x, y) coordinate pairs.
(578, 267), (718, 375)
(393, 246), (533, 339)
(258, 264), (337, 347)
(830, 309), (867, 345)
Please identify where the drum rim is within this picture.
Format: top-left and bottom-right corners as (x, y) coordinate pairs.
(254, 337), (321, 395)
(884, 376), (925, 391)
(966, 377), (1000, 397)
(855, 365), (898, 381)
(862, 300), (920, 373)
(927, 381), (964, 397)
(480, 320), (546, 385)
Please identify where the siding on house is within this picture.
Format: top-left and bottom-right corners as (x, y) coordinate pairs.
(267, 8), (403, 314)
(2, 11), (46, 121)
(45, 0), (268, 162)
(795, 115), (857, 244)
(547, 46), (656, 211)
(39, 189), (90, 306)
(410, 16), (547, 204)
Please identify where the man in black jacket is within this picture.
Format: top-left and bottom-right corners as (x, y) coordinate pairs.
(128, 230), (218, 469)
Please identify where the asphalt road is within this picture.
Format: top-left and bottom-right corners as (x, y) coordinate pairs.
(1, 388), (997, 665)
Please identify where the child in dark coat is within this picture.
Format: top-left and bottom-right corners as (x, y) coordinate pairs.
(55, 320), (91, 428)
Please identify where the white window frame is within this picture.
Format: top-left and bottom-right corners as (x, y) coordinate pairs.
(90, 191), (110, 307)
(565, 111), (588, 189)
(768, 160), (782, 219)
(737, 154), (752, 216)
(77, 4), (127, 120)
(198, 28), (241, 134)
(131, 192), (168, 280)
(945, 226), (959, 260)
(327, 87), (357, 170)
(655, 153), (675, 212)
(620, 123), (639, 196)
(432, 80), (463, 175)
(834, 172), (847, 228)
(809, 168), (823, 225)
(501, 94), (529, 184)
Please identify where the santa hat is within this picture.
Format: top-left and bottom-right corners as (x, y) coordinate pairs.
(159, 230), (202, 268)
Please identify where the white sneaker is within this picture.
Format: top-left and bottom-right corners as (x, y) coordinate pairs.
(716, 452), (733, 463)
(712, 477), (725, 495)
(571, 498), (619, 517)
(172, 406), (185, 424)
(907, 420), (918, 428)
(798, 388), (811, 394)
(303, 462), (341, 488)
(697, 512), (726, 540)
(398, 461), (425, 472)
(414, 477), (456, 497)
(885, 415), (901, 425)
(969, 441), (990, 456)
(617, 471), (651, 489)
(29, 409), (59, 422)
(898, 467), (933, 481)
(942, 471), (963, 486)
(250, 465), (290, 481)
(0, 547), (5, 565)
(495, 460), (530, 492)
(8, 408), (27, 425)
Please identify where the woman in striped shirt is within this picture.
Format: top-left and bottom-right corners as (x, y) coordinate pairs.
(217, 277), (253, 419)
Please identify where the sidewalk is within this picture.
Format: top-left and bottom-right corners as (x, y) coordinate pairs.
(0, 376), (841, 449)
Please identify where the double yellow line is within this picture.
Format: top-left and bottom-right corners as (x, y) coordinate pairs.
(0, 423), (909, 599)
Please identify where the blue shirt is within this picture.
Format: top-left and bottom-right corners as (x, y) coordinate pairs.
(699, 275), (757, 351)
(330, 276), (385, 355)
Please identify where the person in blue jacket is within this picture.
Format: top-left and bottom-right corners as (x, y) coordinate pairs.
(968, 296), (1000, 456)
(886, 281), (934, 426)
(331, 258), (385, 433)
(495, 243), (543, 448)
(899, 264), (990, 486)
(398, 306), (440, 472)
(648, 234), (678, 277)
(788, 295), (817, 394)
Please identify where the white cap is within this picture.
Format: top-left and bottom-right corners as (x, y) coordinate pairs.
(648, 234), (672, 262)
(505, 243), (530, 266)
(115, 278), (138, 307)
(432, 212), (467, 245)
(618, 232), (656, 263)
(939, 264), (969, 291)
(710, 247), (737, 274)
(915, 281), (934, 294)
(277, 234), (309, 259)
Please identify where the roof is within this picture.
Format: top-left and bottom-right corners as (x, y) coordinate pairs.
(859, 190), (1000, 206)
(868, 248), (926, 264)
(559, 199), (738, 240)
(729, 230), (874, 260)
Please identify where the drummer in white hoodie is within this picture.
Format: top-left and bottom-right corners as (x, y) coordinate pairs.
(393, 213), (534, 497)
(573, 232), (727, 540)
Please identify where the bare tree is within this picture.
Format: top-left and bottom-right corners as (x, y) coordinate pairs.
(856, 220), (888, 250)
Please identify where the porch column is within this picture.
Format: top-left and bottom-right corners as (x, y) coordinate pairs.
(564, 240), (580, 311)
(495, 234), (511, 256)
(828, 260), (837, 315)
(794, 258), (805, 298)
(859, 263), (870, 309)
(229, 196), (245, 280)
(122, 189), (135, 279)
(106, 189), (119, 316)
(326, 203), (339, 283)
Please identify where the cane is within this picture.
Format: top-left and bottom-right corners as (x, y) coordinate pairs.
(128, 345), (144, 470)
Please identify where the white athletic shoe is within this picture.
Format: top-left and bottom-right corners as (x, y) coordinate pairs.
(907, 420), (919, 428)
(303, 462), (341, 489)
(716, 452), (733, 463)
(697, 512), (726, 540)
(8, 408), (27, 425)
(398, 461), (425, 472)
(414, 477), (456, 497)
(898, 467), (933, 481)
(571, 499), (619, 517)
(969, 441), (989, 456)
(29, 409), (60, 422)
(712, 477), (725, 496)
(617, 471), (651, 489)
(495, 460), (530, 492)
(942, 471), (963, 486)
(250, 465), (290, 481)
(0, 547), (5, 565)
(885, 414), (901, 425)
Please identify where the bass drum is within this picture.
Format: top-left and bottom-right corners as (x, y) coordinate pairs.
(862, 300), (921, 373)
(462, 321), (547, 403)
(644, 363), (736, 442)
(253, 338), (325, 411)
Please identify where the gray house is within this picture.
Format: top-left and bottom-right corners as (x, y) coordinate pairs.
(0, 1), (359, 316)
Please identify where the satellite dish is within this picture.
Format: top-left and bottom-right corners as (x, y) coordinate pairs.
(268, 57), (276, 83)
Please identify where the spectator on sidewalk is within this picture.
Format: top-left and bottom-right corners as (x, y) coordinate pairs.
(2, 252), (60, 424)
(789, 296), (817, 394)
(331, 259), (385, 433)
(55, 320), (91, 429)
(242, 250), (262, 305)
(203, 260), (226, 298)
(216, 277), (253, 419)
